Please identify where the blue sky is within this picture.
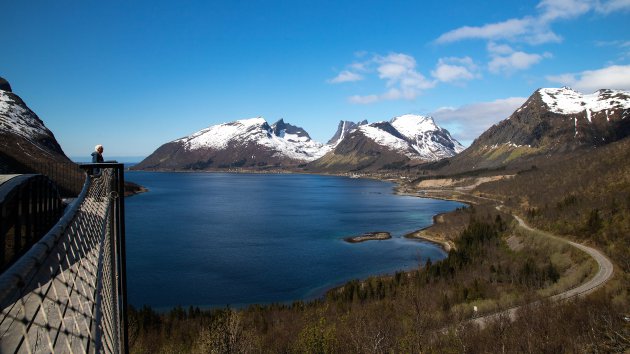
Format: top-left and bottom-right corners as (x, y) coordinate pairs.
(1, 0), (629, 160)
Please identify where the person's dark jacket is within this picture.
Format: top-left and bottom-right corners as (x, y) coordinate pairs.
(91, 151), (104, 163)
(91, 151), (104, 175)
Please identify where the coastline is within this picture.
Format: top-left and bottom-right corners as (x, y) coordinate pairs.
(394, 187), (472, 253)
(404, 221), (455, 252)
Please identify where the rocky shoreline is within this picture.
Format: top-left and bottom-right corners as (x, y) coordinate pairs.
(404, 226), (455, 252)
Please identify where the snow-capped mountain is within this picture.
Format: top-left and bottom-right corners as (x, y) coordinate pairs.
(310, 114), (463, 172)
(0, 77), (80, 194)
(440, 87), (630, 173)
(336, 114), (463, 160)
(390, 114), (465, 160)
(174, 117), (329, 161)
(135, 113), (463, 171)
(327, 120), (367, 146)
(0, 80), (64, 155)
(134, 117), (331, 170)
(537, 87), (630, 117)
(0, 77), (69, 162)
(479, 87), (630, 149)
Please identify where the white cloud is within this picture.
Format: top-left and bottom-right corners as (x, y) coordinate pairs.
(488, 51), (546, 73)
(435, 0), (628, 46)
(523, 28), (563, 45)
(435, 17), (561, 45)
(487, 42), (515, 55)
(546, 65), (630, 91)
(431, 57), (480, 82)
(537, 0), (592, 22)
(595, 39), (630, 61)
(431, 97), (527, 144)
(595, 39), (630, 47)
(337, 53), (481, 104)
(328, 70), (363, 83)
(435, 18), (535, 44)
(349, 94), (380, 104)
(595, 0), (630, 13)
(432, 64), (474, 82)
(346, 53), (437, 104)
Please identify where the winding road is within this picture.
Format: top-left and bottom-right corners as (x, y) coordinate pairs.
(471, 208), (615, 328)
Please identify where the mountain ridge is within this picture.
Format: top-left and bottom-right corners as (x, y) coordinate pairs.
(134, 114), (463, 171)
(309, 115), (463, 172)
(429, 87), (630, 175)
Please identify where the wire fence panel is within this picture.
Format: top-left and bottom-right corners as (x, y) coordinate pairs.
(0, 165), (127, 353)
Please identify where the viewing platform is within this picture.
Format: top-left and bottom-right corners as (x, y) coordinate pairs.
(0, 163), (128, 353)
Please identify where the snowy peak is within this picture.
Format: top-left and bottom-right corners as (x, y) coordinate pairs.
(0, 86), (56, 146)
(390, 114), (438, 138)
(271, 118), (312, 142)
(538, 87), (630, 116)
(455, 87), (630, 171)
(137, 113), (463, 172)
(174, 117), (329, 162)
(0, 78), (73, 185)
(176, 117), (269, 151)
(390, 114), (465, 157)
(327, 120), (367, 145)
(349, 115), (463, 160)
(312, 115), (464, 172)
(357, 122), (416, 157)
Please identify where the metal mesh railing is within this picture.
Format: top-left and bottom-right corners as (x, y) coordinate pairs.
(0, 164), (127, 353)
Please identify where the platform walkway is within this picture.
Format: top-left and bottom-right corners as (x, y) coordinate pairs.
(0, 164), (127, 353)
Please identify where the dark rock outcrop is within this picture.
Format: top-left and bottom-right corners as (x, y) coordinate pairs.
(0, 77), (12, 93)
(271, 118), (312, 140)
(327, 120), (367, 145)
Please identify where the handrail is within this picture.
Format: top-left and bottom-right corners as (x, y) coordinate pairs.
(0, 163), (128, 353)
(0, 174), (65, 271)
(0, 176), (89, 304)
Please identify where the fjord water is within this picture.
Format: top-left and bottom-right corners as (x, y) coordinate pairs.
(125, 172), (462, 309)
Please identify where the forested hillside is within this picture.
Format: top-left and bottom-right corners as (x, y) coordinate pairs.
(477, 136), (630, 274)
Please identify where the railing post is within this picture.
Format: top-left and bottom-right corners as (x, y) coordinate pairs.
(116, 164), (129, 354)
(0, 203), (6, 265)
(14, 188), (23, 258)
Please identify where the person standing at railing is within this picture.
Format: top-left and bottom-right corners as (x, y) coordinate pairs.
(91, 144), (104, 175)
(92, 144), (104, 163)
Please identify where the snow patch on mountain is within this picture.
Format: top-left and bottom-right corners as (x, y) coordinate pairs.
(539, 87), (630, 116)
(0, 90), (51, 142)
(390, 114), (439, 137)
(359, 124), (414, 157)
(177, 118), (266, 150)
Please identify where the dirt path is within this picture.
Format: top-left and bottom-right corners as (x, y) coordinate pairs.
(471, 208), (615, 328)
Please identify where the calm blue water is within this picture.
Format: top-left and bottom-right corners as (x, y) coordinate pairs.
(125, 172), (462, 309)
